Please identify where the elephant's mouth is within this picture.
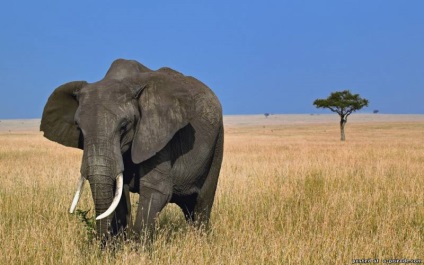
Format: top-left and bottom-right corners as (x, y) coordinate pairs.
(69, 173), (124, 221)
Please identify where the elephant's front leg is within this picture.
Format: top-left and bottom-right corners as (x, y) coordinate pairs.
(133, 155), (172, 243)
(134, 183), (171, 243)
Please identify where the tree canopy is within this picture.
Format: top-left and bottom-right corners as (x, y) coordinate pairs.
(313, 90), (369, 118)
(313, 90), (369, 141)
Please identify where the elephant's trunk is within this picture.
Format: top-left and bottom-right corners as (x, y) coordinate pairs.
(89, 174), (115, 238)
(96, 173), (123, 220)
(77, 139), (125, 238)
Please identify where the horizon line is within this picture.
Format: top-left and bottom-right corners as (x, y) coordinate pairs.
(1, 113), (424, 121)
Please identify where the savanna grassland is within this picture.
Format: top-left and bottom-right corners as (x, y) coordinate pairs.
(0, 115), (423, 264)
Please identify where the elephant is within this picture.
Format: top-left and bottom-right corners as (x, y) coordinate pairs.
(40, 59), (224, 243)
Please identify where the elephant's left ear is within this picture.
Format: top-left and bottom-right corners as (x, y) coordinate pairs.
(131, 82), (191, 164)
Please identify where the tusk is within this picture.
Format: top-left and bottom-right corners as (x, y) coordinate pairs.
(96, 173), (123, 220)
(69, 176), (86, 214)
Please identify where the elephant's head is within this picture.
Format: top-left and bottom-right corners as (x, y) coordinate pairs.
(40, 59), (190, 238)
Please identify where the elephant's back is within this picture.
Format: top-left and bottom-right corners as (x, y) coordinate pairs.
(147, 68), (222, 124)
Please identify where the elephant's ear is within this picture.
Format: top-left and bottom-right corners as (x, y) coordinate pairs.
(40, 81), (87, 149)
(131, 82), (191, 164)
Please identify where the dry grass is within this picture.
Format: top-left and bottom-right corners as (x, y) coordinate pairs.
(0, 115), (423, 264)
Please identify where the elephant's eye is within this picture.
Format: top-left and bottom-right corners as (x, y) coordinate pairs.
(120, 120), (129, 133)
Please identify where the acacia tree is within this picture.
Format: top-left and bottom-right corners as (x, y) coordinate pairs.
(313, 90), (369, 141)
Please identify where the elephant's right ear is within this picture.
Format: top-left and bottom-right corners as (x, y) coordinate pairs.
(40, 81), (87, 149)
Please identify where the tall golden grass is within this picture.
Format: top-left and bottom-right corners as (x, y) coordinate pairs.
(0, 117), (423, 264)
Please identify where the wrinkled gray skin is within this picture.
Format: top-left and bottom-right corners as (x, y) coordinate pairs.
(40, 59), (223, 242)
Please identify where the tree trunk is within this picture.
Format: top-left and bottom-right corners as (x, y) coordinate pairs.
(340, 116), (347, 141)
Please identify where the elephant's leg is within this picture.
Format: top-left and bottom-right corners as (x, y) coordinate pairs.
(133, 148), (172, 243)
(193, 174), (219, 228)
(133, 182), (171, 243)
(193, 127), (224, 228)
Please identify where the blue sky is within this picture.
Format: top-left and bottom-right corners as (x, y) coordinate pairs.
(0, 1), (423, 118)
